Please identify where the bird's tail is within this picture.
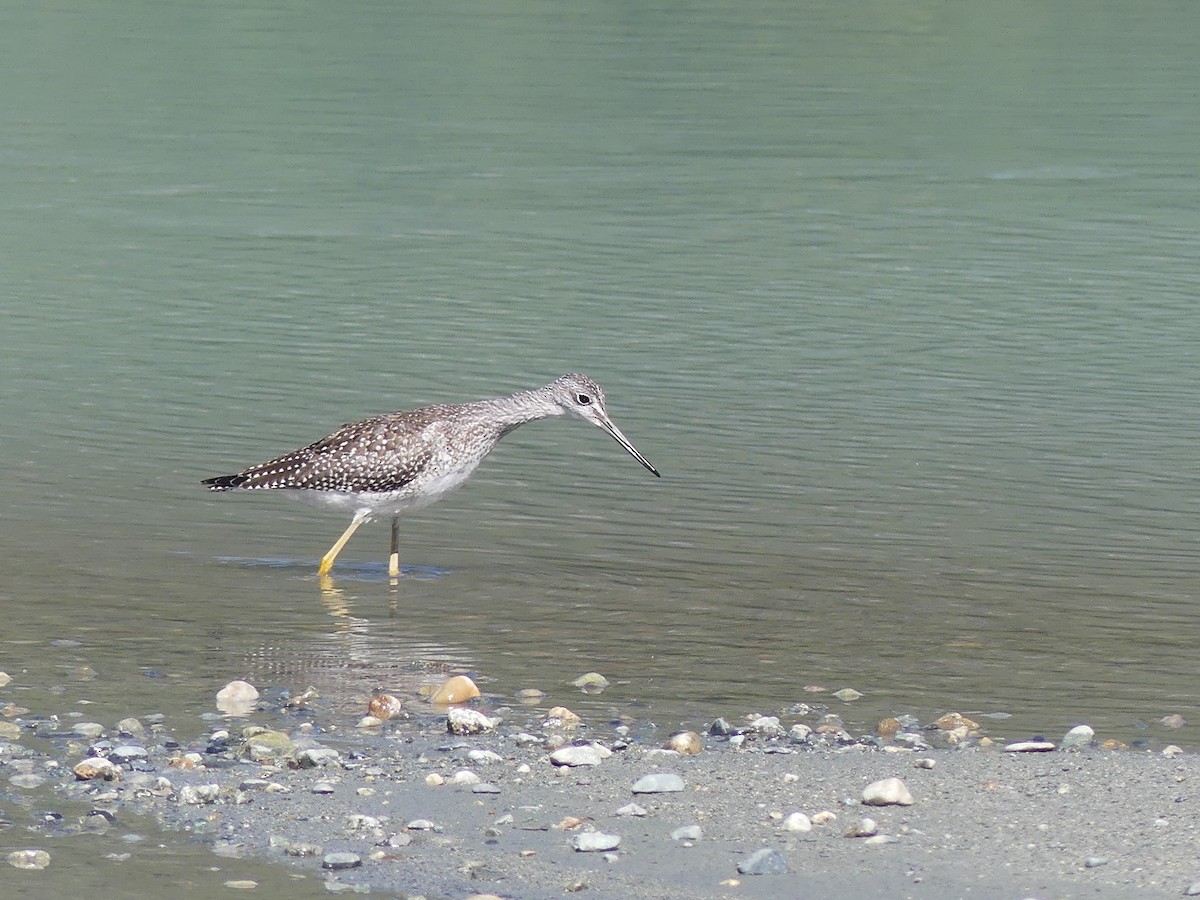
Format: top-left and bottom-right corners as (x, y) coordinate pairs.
(202, 474), (250, 491)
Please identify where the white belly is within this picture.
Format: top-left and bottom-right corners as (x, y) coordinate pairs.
(283, 466), (478, 520)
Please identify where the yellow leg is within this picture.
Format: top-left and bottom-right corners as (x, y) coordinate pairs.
(318, 513), (367, 577)
(388, 517), (401, 577)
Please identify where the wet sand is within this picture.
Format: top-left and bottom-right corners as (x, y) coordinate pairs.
(4, 679), (1198, 900)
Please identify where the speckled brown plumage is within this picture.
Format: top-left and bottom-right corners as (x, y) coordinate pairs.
(203, 374), (659, 577)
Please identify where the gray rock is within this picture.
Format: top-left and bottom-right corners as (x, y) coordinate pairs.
(321, 852), (362, 870)
(179, 784), (220, 805)
(551, 745), (604, 767)
(311, 782), (336, 795)
(616, 802), (648, 817)
(296, 747), (340, 768)
(573, 831), (621, 852)
(110, 745), (149, 763)
(632, 773), (685, 794)
(671, 825), (703, 841)
(737, 847), (788, 875)
(466, 748), (504, 765)
(709, 717), (734, 736)
(471, 783), (501, 794)
(9, 774), (45, 789)
(1184, 881), (1200, 896)
(1084, 856), (1108, 868)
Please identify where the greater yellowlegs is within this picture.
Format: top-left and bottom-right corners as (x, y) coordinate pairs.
(203, 374), (659, 576)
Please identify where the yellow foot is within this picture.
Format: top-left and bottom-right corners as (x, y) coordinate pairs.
(388, 552), (400, 577)
(318, 556), (335, 577)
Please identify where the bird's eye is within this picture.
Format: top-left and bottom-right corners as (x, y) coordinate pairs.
(575, 393), (592, 405)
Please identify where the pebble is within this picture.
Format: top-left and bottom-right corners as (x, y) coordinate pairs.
(447, 708), (497, 735)
(789, 723), (813, 742)
(543, 706), (582, 728)
(110, 745), (149, 763)
(1004, 740), (1056, 753)
(296, 747), (340, 768)
(573, 831), (621, 852)
(1163, 745), (1184, 759)
(425, 773), (444, 787)
(551, 745), (605, 768)
(833, 688), (863, 702)
(224, 880), (258, 890)
(632, 773), (685, 794)
(311, 782), (336, 795)
(747, 716), (785, 737)
(1084, 856), (1108, 868)
(74, 722), (106, 739)
(914, 758), (936, 770)
(448, 770), (481, 785)
(737, 847), (788, 875)
(430, 675), (481, 705)
(467, 748), (504, 765)
(471, 783), (500, 794)
(1184, 881), (1200, 896)
(666, 732), (703, 755)
(406, 819), (438, 831)
(845, 817), (879, 838)
(367, 694), (403, 720)
(670, 825), (703, 842)
(215, 680), (259, 716)
(709, 717), (734, 736)
(10, 773), (46, 789)
(115, 717), (145, 737)
(179, 784), (220, 804)
(781, 812), (812, 832)
(0, 671), (11, 687)
(862, 777), (914, 807)
(7, 849), (51, 870)
(321, 852), (362, 870)
(864, 834), (900, 845)
(1060, 725), (1095, 749)
(615, 803), (647, 817)
(811, 810), (838, 826)
(0, 721), (21, 740)
(73, 757), (120, 781)
(1161, 713), (1186, 729)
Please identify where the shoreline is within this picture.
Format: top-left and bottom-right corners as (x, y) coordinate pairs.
(3, 676), (1199, 899)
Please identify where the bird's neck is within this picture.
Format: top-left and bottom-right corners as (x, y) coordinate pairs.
(477, 387), (564, 438)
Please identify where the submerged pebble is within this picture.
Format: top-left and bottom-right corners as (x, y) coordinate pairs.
(215, 681), (259, 716)
(7, 849), (51, 870)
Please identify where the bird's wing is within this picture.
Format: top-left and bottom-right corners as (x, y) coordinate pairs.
(210, 415), (434, 493)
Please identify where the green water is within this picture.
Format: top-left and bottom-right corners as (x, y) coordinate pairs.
(4, 0), (1200, 888)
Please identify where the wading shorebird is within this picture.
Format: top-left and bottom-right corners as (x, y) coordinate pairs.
(203, 374), (660, 576)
